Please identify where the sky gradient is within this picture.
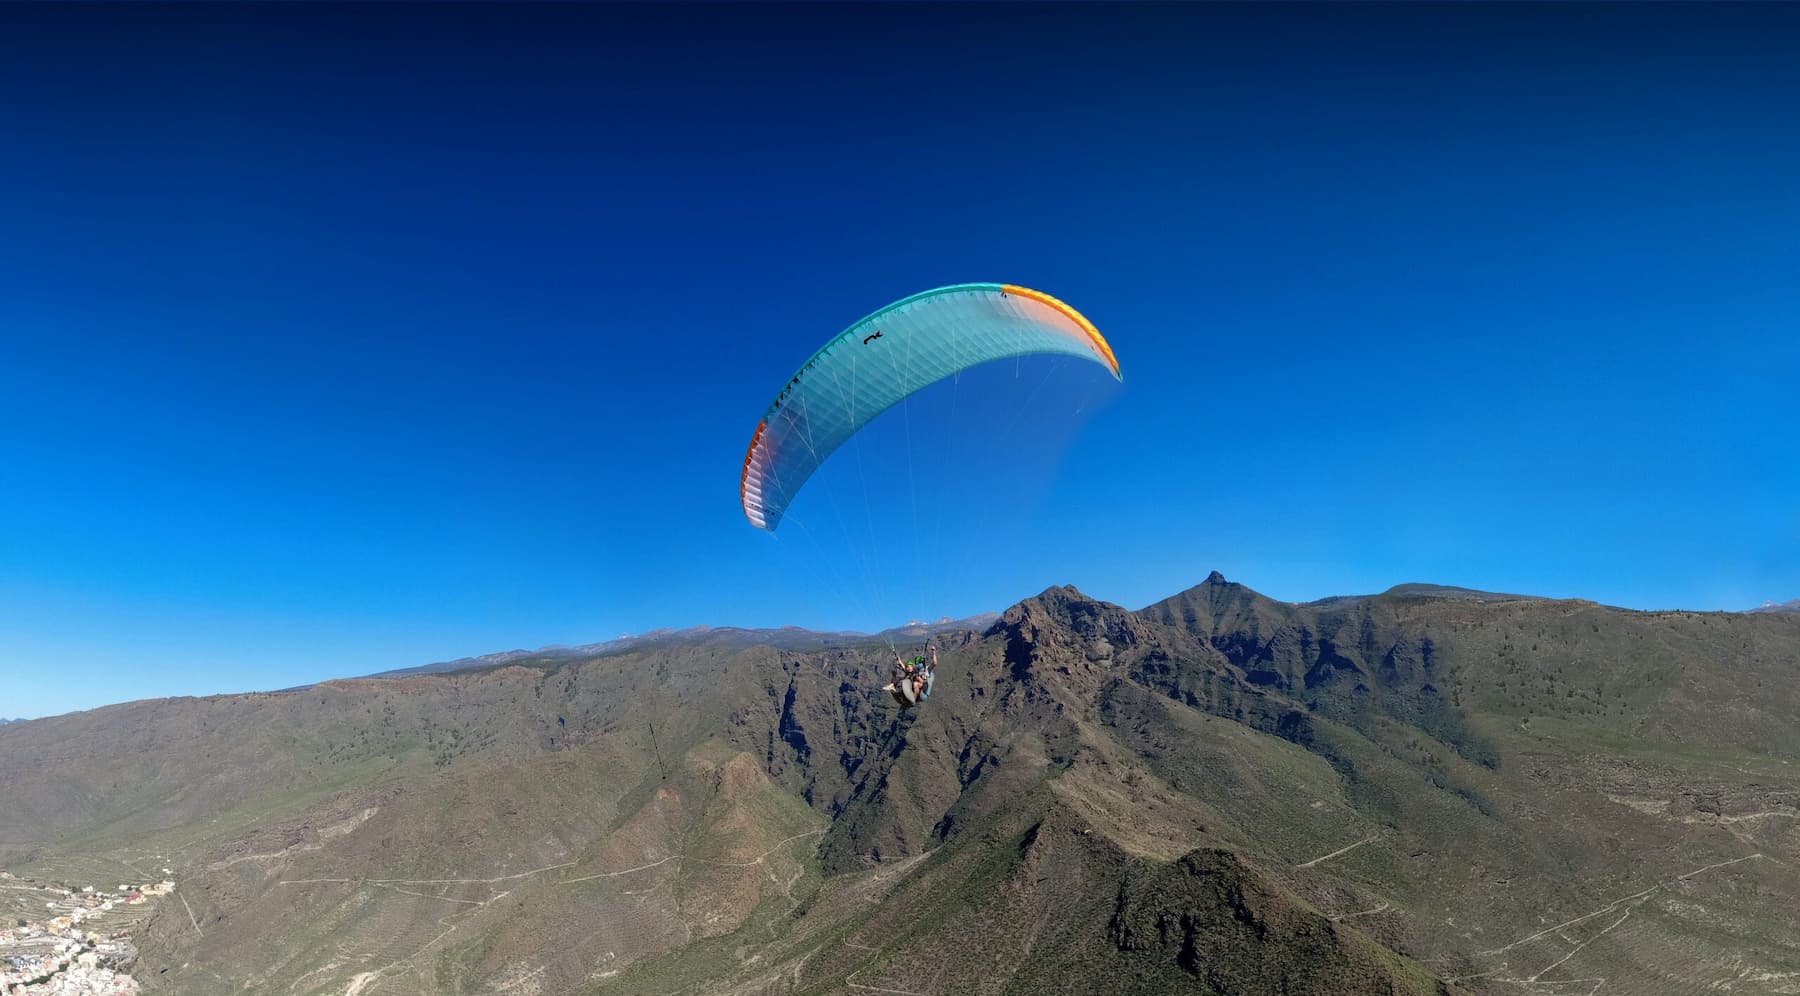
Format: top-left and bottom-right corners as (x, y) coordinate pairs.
(3, 3), (1797, 719)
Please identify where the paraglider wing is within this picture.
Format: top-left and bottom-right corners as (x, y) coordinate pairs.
(739, 283), (1120, 531)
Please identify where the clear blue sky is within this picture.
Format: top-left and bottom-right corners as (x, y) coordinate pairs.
(3, 4), (1796, 719)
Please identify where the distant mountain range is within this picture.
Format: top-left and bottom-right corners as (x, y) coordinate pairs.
(359, 589), (1798, 682)
(368, 613), (999, 679)
(4, 573), (1798, 994)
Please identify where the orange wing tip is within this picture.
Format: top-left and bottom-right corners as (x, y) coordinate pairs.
(1000, 284), (1121, 379)
(739, 420), (768, 526)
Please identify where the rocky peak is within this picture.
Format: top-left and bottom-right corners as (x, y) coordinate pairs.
(993, 586), (1147, 649)
(986, 587), (1155, 706)
(1139, 570), (1287, 640)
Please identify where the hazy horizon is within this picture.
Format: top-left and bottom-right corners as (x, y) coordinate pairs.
(6, 567), (1790, 721)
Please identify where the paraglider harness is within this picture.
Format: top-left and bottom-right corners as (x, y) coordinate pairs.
(883, 647), (937, 709)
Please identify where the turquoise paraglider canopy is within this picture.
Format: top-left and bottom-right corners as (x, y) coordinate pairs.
(738, 283), (1120, 531)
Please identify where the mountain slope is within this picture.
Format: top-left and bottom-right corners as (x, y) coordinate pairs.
(3, 574), (1798, 994)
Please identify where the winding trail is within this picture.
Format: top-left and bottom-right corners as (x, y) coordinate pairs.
(1676, 854), (1762, 880)
(280, 859), (576, 888)
(845, 973), (926, 995)
(372, 883), (483, 905)
(277, 828), (829, 993)
(706, 829), (826, 868)
(557, 828), (824, 884)
(1450, 852), (1766, 995)
(178, 890), (203, 936)
(1714, 810), (1798, 824)
(559, 855), (676, 884)
(1297, 834), (1379, 869)
(1331, 901), (1391, 922)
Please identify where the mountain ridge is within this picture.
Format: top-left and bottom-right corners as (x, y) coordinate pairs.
(368, 613), (1001, 680)
(4, 572), (1798, 994)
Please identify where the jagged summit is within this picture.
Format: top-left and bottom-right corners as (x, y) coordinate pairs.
(1137, 570), (1288, 640)
(1749, 597), (1800, 614)
(1007, 583), (1100, 609)
(991, 584), (1146, 645)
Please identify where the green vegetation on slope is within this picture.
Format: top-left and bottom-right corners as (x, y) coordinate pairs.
(3, 575), (1797, 994)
